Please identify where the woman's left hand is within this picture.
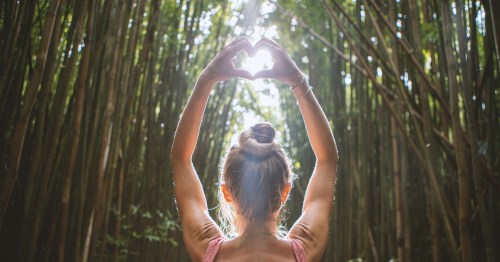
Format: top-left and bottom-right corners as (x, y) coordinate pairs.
(201, 37), (254, 83)
(253, 38), (304, 87)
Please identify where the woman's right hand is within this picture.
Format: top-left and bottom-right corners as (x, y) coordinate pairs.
(253, 38), (305, 87)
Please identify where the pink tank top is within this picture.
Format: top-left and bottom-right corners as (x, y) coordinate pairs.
(202, 236), (306, 262)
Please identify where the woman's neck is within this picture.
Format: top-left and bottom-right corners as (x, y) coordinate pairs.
(236, 215), (278, 236)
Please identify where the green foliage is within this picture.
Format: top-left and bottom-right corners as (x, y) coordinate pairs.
(101, 206), (180, 260)
(129, 206), (180, 243)
(421, 21), (439, 45)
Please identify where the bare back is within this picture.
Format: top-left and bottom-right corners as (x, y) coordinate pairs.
(213, 237), (297, 262)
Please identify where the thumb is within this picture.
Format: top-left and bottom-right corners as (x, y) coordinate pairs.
(232, 69), (254, 80)
(253, 69), (276, 79)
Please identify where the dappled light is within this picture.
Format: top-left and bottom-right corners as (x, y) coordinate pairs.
(0, 0), (499, 261)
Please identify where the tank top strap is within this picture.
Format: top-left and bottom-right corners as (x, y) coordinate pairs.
(289, 237), (306, 262)
(202, 236), (225, 262)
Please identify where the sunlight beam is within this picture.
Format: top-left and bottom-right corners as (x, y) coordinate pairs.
(240, 49), (274, 75)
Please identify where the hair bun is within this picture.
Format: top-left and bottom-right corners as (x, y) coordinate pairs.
(239, 122), (278, 158)
(251, 122), (275, 143)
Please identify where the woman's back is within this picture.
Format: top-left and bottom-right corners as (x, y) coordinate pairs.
(204, 236), (305, 262)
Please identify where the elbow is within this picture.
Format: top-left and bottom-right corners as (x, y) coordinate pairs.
(170, 147), (191, 165)
(170, 151), (191, 164)
(316, 149), (339, 166)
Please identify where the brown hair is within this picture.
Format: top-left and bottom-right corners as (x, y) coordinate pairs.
(218, 122), (294, 236)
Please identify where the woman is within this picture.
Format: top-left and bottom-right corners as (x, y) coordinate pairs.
(171, 37), (338, 262)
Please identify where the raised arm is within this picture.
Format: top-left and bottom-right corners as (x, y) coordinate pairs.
(254, 38), (338, 261)
(288, 72), (338, 260)
(170, 37), (253, 260)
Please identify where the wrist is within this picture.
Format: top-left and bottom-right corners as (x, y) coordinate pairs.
(291, 81), (309, 94)
(289, 72), (306, 89)
(290, 73), (307, 91)
(199, 68), (218, 87)
(291, 80), (313, 99)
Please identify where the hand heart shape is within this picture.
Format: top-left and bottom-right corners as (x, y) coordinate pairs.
(203, 37), (304, 87)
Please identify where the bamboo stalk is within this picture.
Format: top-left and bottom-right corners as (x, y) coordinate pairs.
(441, 1), (470, 261)
(391, 111), (405, 261)
(0, 0), (62, 227)
(57, 1), (92, 260)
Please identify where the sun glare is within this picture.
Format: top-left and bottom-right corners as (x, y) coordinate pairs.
(227, 2), (285, 147)
(240, 49), (274, 75)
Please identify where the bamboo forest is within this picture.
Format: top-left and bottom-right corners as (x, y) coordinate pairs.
(1, 0), (499, 261)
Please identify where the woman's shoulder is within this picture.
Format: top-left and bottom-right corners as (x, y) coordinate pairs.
(203, 236), (226, 262)
(288, 237), (306, 262)
(288, 224), (326, 262)
(184, 222), (223, 262)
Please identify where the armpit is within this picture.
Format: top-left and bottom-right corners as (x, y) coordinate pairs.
(289, 221), (316, 243)
(289, 219), (330, 261)
(192, 220), (222, 243)
(183, 221), (222, 261)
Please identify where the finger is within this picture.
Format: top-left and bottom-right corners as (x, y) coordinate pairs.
(231, 69), (254, 80)
(258, 37), (285, 51)
(220, 37), (247, 52)
(228, 37), (247, 47)
(262, 38), (291, 58)
(225, 38), (253, 57)
(254, 41), (284, 58)
(253, 69), (277, 79)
